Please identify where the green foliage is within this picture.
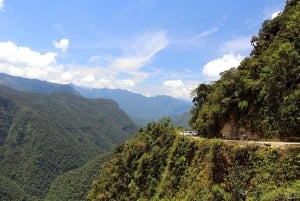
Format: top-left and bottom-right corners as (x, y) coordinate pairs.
(190, 0), (300, 139)
(45, 153), (111, 201)
(87, 118), (177, 201)
(0, 85), (137, 201)
(88, 121), (300, 201)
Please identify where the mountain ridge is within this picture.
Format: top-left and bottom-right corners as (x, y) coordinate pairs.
(74, 85), (192, 126)
(0, 73), (79, 95)
(0, 84), (137, 200)
(0, 72), (192, 126)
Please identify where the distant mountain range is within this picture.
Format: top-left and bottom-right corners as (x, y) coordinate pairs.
(0, 73), (192, 126)
(0, 85), (137, 200)
(0, 73), (79, 95)
(74, 86), (192, 126)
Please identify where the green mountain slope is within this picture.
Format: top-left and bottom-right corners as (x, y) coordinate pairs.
(88, 119), (300, 201)
(0, 72), (79, 95)
(172, 111), (192, 129)
(190, 0), (300, 139)
(74, 86), (192, 126)
(45, 153), (111, 201)
(0, 85), (137, 200)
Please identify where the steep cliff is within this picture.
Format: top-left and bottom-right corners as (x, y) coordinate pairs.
(88, 119), (300, 201)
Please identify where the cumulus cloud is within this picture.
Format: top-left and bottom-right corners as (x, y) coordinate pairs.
(0, 41), (61, 79)
(162, 79), (198, 98)
(53, 38), (69, 52)
(202, 53), (243, 80)
(0, 41), (57, 68)
(0, 0), (4, 11)
(271, 11), (281, 19)
(0, 31), (168, 91)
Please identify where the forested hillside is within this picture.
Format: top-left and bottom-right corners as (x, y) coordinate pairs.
(45, 153), (111, 201)
(88, 119), (300, 200)
(0, 85), (137, 201)
(190, 0), (300, 139)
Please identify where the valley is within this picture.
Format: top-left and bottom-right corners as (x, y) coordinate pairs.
(0, 0), (299, 200)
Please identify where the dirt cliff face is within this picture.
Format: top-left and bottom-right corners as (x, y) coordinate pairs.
(220, 115), (259, 140)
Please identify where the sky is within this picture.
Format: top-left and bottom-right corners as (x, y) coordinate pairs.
(0, 0), (285, 99)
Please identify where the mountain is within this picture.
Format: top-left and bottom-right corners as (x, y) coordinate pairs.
(0, 85), (137, 201)
(0, 73), (192, 126)
(190, 0), (300, 139)
(172, 111), (192, 129)
(0, 73), (79, 95)
(45, 153), (111, 201)
(87, 119), (300, 200)
(74, 86), (192, 126)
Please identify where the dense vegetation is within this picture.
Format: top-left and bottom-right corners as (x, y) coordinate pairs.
(88, 119), (300, 201)
(0, 85), (137, 201)
(190, 0), (300, 139)
(45, 153), (111, 201)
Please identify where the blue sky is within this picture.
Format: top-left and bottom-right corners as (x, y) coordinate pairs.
(0, 0), (285, 98)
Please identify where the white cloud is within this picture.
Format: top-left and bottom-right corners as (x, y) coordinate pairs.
(81, 74), (95, 83)
(163, 79), (184, 88)
(202, 53), (243, 80)
(0, 0), (4, 11)
(219, 37), (252, 54)
(53, 38), (69, 52)
(0, 41), (57, 68)
(112, 56), (150, 71)
(128, 31), (168, 56)
(263, 5), (283, 20)
(196, 27), (219, 39)
(101, 30), (168, 86)
(271, 11), (281, 19)
(0, 31), (168, 92)
(112, 31), (168, 73)
(161, 79), (198, 98)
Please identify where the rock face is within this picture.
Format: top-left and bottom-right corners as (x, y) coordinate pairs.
(220, 115), (259, 140)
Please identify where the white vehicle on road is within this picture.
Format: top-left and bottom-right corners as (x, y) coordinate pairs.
(182, 130), (198, 136)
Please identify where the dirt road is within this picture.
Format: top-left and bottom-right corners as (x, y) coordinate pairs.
(225, 140), (300, 148)
(191, 136), (300, 148)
